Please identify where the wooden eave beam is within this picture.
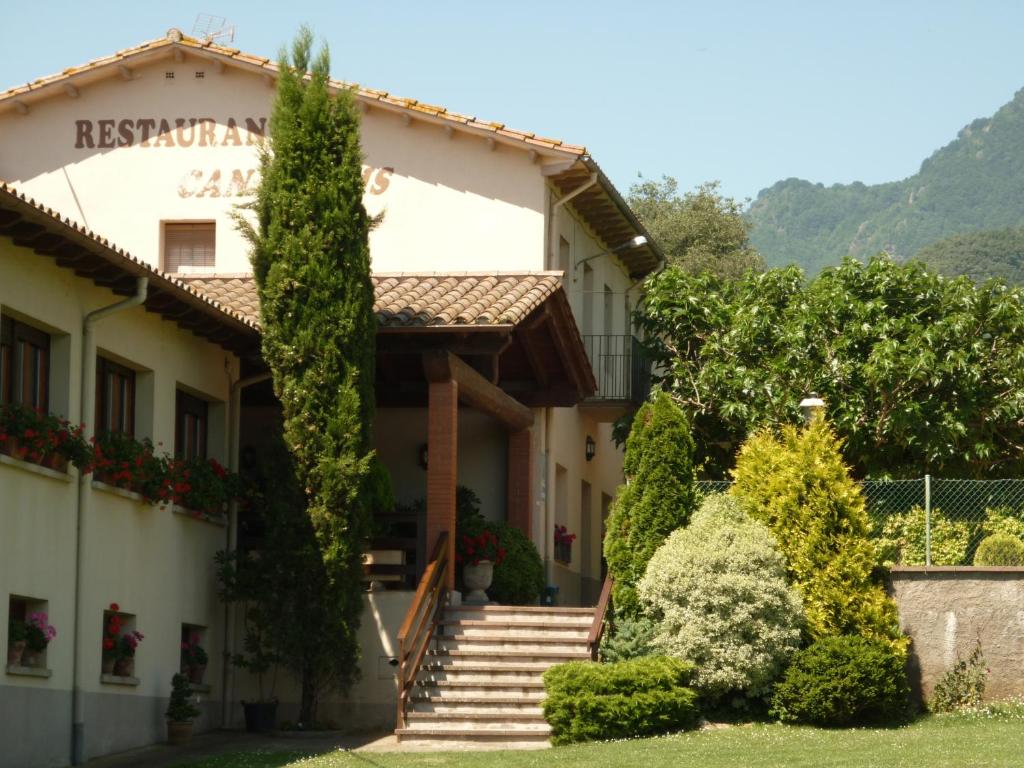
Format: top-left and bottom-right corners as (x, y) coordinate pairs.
(422, 350), (533, 431)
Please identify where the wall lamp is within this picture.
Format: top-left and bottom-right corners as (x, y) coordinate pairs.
(585, 435), (596, 462)
(574, 235), (648, 273)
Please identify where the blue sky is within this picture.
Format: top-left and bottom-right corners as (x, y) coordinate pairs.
(3, 1), (1022, 203)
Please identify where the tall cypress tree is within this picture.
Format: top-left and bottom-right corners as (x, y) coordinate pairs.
(604, 391), (699, 616)
(242, 27), (376, 717)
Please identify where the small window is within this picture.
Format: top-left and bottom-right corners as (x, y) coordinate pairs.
(175, 390), (208, 460)
(7, 595), (52, 672)
(180, 624), (209, 685)
(0, 316), (50, 411)
(164, 222), (215, 273)
(96, 357), (136, 437)
(194, 71), (205, 79)
(165, 71), (175, 80)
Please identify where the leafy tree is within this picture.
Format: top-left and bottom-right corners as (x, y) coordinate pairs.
(916, 227), (1024, 284)
(730, 418), (905, 651)
(638, 494), (804, 701)
(628, 177), (765, 279)
(637, 255), (1024, 479)
(604, 392), (699, 616)
(240, 28), (377, 717)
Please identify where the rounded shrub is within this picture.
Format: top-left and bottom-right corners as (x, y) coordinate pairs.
(973, 533), (1024, 566)
(638, 494), (804, 700)
(488, 522), (544, 605)
(770, 636), (910, 726)
(599, 615), (656, 663)
(542, 656), (700, 745)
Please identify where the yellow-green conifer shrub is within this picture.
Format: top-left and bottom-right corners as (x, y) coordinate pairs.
(604, 392), (699, 616)
(731, 418), (905, 652)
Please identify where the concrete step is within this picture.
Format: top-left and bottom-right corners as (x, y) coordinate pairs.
(428, 648), (590, 661)
(434, 636), (589, 654)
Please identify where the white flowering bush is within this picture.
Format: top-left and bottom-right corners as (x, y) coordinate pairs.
(638, 494), (804, 700)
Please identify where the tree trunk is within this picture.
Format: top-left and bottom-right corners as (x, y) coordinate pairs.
(299, 665), (319, 726)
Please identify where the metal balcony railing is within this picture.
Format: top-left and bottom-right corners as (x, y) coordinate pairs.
(582, 334), (651, 405)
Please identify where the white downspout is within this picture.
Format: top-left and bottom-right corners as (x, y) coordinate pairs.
(548, 173), (598, 270)
(221, 370), (272, 729)
(71, 277), (148, 765)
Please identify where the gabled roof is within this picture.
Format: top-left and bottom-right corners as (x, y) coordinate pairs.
(0, 183), (261, 357)
(0, 29), (664, 278)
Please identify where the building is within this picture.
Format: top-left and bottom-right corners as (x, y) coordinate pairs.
(0, 29), (662, 764)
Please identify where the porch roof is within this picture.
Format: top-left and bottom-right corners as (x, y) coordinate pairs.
(180, 272), (563, 328)
(186, 271), (597, 407)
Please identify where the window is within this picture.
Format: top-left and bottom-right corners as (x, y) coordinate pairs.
(7, 595), (52, 673)
(0, 316), (50, 411)
(96, 357), (135, 437)
(175, 390), (208, 460)
(163, 222), (215, 273)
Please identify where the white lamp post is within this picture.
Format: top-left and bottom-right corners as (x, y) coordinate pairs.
(799, 394), (825, 424)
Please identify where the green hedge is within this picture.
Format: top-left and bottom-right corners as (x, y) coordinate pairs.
(770, 636), (910, 726)
(542, 657), (700, 745)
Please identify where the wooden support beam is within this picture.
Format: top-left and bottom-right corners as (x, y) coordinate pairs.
(423, 350), (533, 431)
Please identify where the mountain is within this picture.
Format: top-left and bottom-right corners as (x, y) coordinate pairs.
(747, 89), (1024, 274)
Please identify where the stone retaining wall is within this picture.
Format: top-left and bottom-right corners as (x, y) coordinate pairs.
(888, 566), (1024, 703)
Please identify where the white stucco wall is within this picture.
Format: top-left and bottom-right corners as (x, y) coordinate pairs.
(0, 240), (238, 766)
(0, 59), (547, 277)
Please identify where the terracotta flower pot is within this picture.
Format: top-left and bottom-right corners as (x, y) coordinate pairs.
(463, 560), (494, 604)
(167, 719), (194, 745)
(21, 648), (41, 668)
(101, 656), (115, 675)
(42, 452), (68, 473)
(7, 640), (25, 666)
(188, 664), (206, 685)
(113, 657), (134, 677)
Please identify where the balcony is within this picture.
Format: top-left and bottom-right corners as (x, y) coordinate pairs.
(582, 335), (651, 411)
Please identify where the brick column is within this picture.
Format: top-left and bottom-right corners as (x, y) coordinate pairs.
(427, 378), (458, 589)
(507, 429), (533, 537)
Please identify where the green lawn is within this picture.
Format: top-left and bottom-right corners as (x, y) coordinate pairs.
(176, 711), (1024, 768)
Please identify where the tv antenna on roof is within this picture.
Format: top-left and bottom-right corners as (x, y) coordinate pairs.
(192, 14), (235, 44)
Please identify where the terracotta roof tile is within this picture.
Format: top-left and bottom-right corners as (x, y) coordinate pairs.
(179, 272), (564, 329)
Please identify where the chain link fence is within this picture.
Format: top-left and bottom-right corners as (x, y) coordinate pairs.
(696, 477), (1024, 567)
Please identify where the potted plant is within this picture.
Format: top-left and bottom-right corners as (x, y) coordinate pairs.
(21, 611), (56, 668)
(554, 525), (576, 565)
(7, 619), (27, 666)
(232, 607), (280, 733)
(113, 630), (144, 677)
(101, 604), (121, 674)
(165, 672), (201, 745)
(457, 529), (506, 604)
(181, 633), (209, 685)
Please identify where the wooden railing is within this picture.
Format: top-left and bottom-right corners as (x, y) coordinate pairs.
(587, 574), (613, 660)
(395, 531), (450, 728)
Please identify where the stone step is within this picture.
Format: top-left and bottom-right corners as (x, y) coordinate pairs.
(427, 649), (590, 663)
(405, 712), (549, 729)
(416, 670), (548, 686)
(444, 606), (594, 625)
(434, 636), (589, 654)
(395, 727), (551, 749)
(414, 679), (546, 692)
(439, 620), (591, 640)
(409, 697), (544, 715)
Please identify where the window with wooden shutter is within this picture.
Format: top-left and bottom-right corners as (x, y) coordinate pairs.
(0, 315), (49, 412)
(175, 390), (208, 460)
(164, 222), (215, 273)
(95, 357), (136, 437)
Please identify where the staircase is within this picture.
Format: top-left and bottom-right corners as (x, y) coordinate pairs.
(395, 604), (596, 748)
